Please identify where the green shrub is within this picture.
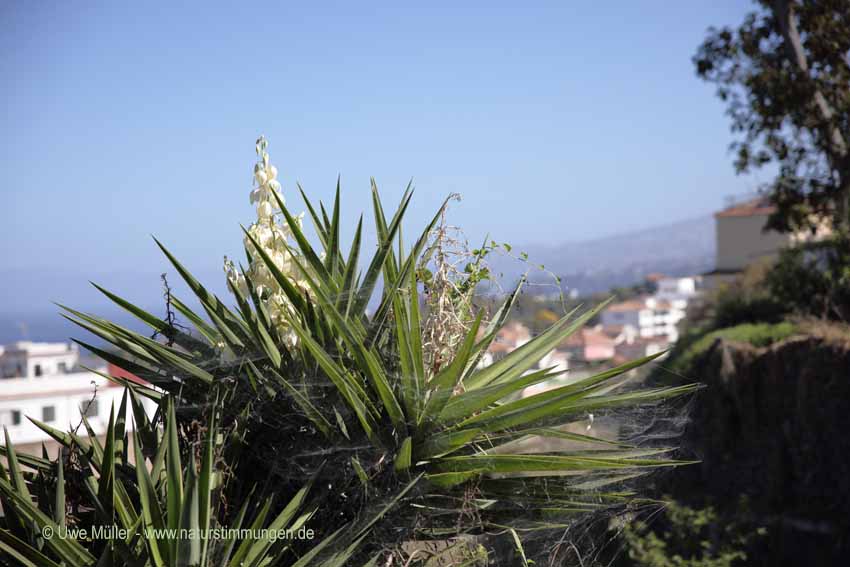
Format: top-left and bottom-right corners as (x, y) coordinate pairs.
(710, 259), (786, 329)
(663, 322), (796, 377)
(712, 293), (785, 330)
(765, 236), (850, 322)
(622, 500), (766, 567)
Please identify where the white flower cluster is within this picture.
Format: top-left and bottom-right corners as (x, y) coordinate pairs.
(223, 136), (309, 346)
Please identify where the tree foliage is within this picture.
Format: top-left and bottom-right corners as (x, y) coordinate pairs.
(694, 0), (850, 232)
(765, 234), (850, 321)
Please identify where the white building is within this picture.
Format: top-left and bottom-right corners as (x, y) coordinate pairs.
(600, 295), (689, 343)
(655, 276), (700, 305)
(0, 341), (153, 451)
(1, 341), (79, 379)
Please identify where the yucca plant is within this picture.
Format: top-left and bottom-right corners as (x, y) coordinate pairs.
(0, 387), (401, 567)
(0, 138), (699, 565)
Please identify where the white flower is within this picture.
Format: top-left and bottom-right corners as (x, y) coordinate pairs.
(257, 200), (273, 220)
(225, 137), (315, 347)
(223, 256), (249, 297)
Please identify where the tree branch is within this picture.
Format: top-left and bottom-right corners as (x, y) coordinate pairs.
(772, 0), (847, 158)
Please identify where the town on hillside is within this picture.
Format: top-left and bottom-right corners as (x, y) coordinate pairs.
(481, 194), (832, 390)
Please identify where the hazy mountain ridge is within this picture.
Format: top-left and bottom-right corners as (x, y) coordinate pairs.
(494, 215), (715, 294)
(0, 216), (716, 342)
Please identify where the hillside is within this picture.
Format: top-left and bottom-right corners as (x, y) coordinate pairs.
(493, 215), (715, 294)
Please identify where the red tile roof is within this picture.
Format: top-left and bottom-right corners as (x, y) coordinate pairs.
(487, 322), (531, 354)
(715, 197), (775, 218)
(606, 299), (648, 313)
(583, 327), (616, 347)
(561, 328), (616, 348)
(107, 363), (149, 386)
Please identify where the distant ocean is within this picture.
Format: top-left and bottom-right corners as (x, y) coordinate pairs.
(0, 266), (228, 347)
(0, 308), (159, 346)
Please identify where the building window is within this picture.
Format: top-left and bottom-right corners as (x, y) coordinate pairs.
(42, 406), (56, 422)
(34, 364), (42, 377)
(0, 410), (21, 426)
(81, 400), (99, 418)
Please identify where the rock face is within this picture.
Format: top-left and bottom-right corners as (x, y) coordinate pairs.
(672, 335), (850, 565)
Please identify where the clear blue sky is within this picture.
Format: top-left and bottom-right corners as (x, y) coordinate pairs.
(1, 1), (758, 316)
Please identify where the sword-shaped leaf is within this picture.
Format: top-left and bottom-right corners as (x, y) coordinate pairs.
(0, 529), (64, 567)
(153, 237), (250, 349)
(463, 299), (613, 391)
(0, 476), (96, 565)
(90, 282), (211, 355)
(132, 433), (167, 567)
(298, 182), (329, 248)
(165, 400), (183, 560)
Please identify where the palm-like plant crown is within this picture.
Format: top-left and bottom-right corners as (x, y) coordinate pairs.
(0, 137), (698, 566)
